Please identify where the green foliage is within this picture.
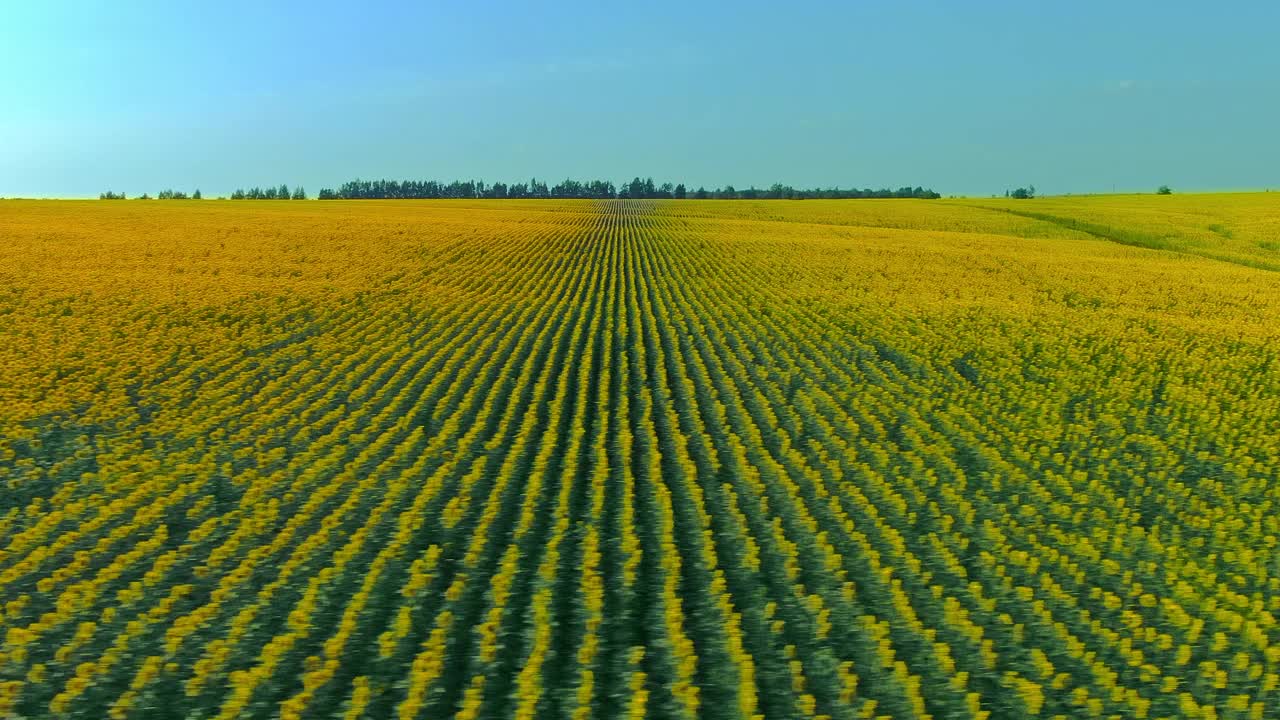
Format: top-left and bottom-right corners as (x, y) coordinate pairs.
(230, 185), (305, 199)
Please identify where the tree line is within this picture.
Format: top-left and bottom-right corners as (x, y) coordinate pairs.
(99, 178), (942, 201)
(316, 177), (941, 200)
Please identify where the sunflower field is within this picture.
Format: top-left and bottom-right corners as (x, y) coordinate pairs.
(1, 196), (1278, 719)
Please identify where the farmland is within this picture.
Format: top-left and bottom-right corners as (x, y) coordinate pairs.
(1, 195), (1279, 719)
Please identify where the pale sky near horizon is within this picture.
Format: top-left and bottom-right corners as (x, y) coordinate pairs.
(2, 1), (1278, 198)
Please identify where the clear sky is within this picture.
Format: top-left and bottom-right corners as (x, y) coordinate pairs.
(3, 1), (1278, 198)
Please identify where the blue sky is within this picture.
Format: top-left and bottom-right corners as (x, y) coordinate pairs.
(3, 1), (1278, 197)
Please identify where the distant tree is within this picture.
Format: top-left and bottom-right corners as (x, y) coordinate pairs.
(292, 186), (307, 200)
(590, 180), (616, 198)
(99, 191), (126, 200)
(278, 184), (290, 200)
(693, 186), (708, 200)
(192, 189), (202, 199)
(674, 183), (687, 199)
(1156, 185), (1173, 195)
(1009, 185), (1036, 199)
